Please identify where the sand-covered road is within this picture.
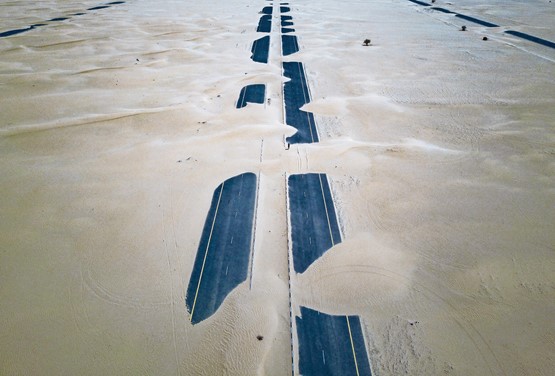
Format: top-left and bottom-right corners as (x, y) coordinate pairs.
(1, 0), (554, 375)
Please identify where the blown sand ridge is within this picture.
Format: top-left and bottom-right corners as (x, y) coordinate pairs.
(1, 0), (555, 375)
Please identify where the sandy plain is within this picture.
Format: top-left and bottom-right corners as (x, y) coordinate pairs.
(1, 0), (554, 375)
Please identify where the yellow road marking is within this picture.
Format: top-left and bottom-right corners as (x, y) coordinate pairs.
(318, 174), (335, 247)
(346, 316), (361, 376)
(190, 182), (225, 322)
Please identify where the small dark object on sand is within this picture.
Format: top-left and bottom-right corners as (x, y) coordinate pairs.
(483, 36), (488, 41)
(461, 25), (467, 31)
(363, 38), (371, 46)
(256, 335), (263, 341)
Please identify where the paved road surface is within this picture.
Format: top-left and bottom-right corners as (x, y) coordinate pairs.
(505, 30), (555, 49)
(288, 173), (341, 274)
(0, 1), (127, 38)
(281, 15), (294, 27)
(251, 35), (270, 64)
(408, 0), (555, 49)
(296, 306), (372, 375)
(283, 62), (319, 144)
(455, 13), (498, 27)
(186, 173), (257, 324)
(407, 0), (431, 6)
(236, 84), (266, 108)
(282, 35), (300, 56)
(257, 15), (272, 33)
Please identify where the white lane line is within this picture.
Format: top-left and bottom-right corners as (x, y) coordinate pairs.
(240, 87), (247, 108)
(190, 182), (225, 322)
(317, 174), (335, 247)
(295, 62), (316, 142)
(346, 316), (361, 376)
(292, 63), (311, 139)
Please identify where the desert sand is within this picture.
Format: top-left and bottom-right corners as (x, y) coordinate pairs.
(1, 0), (554, 375)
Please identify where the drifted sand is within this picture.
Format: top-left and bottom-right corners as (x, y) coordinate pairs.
(1, 0), (554, 375)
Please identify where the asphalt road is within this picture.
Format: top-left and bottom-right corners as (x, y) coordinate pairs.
(296, 306), (372, 375)
(236, 84), (266, 108)
(281, 15), (294, 27)
(455, 14), (498, 27)
(186, 173), (257, 324)
(282, 35), (300, 56)
(431, 7), (453, 14)
(505, 30), (555, 49)
(251, 35), (270, 64)
(257, 15), (272, 33)
(283, 61), (319, 144)
(288, 173), (341, 274)
(0, 1), (127, 38)
(409, 2), (555, 50)
(407, 0), (430, 6)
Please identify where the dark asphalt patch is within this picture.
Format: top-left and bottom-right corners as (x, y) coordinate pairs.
(283, 62), (319, 144)
(261, 6), (273, 15)
(0, 2), (123, 39)
(88, 5), (110, 10)
(407, 0), (431, 6)
(431, 7), (453, 14)
(282, 27), (295, 33)
(281, 6), (291, 13)
(281, 15), (294, 27)
(455, 14), (499, 27)
(251, 35), (270, 63)
(186, 173), (258, 325)
(0, 26), (37, 38)
(281, 16), (293, 27)
(288, 173), (341, 274)
(282, 34), (299, 56)
(505, 30), (555, 49)
(296, 306), (373, 376)
(257, 15), (272, 33)
(236, 84), (266, 108)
